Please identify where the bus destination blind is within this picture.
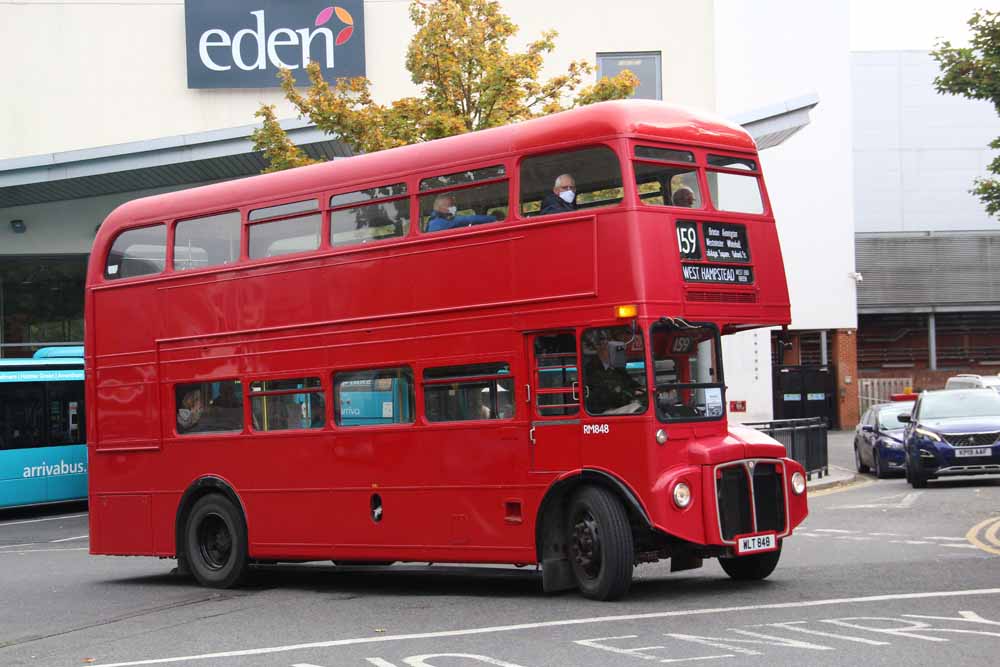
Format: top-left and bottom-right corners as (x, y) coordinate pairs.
(681, 264), (754, 285)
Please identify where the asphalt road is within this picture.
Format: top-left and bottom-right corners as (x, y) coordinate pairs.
(1, 433), (998, 667)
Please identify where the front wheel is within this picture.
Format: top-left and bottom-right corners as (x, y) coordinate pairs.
(719, 544), (782, 580)
(906, 454), (928, 489)
(184, 494), (249, 588)
(874, 450), (887, 479)
(566, 486), (634, 601)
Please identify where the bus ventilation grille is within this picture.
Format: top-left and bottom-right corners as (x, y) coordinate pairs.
(686, 290), (757, 303)
(716, 461), (786, 541)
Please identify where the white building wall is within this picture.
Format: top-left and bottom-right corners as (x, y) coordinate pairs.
(853, 51), (1000, 234)
(0, 0), (717, 159)
(712, 0), (855, 422)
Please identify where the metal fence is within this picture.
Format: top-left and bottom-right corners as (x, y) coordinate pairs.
(858, 377), (913, 417)
(742, 417), (829, 479)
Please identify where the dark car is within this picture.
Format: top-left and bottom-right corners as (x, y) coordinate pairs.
(900, 389), (1000, 488)
(854, 401), (914, 478)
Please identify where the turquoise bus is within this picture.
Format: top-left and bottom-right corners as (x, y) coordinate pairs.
(0, 346), (87, 509)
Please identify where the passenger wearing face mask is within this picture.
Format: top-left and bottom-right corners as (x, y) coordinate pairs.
(540, 174), (578, 214)
(426, 194), (497, 232)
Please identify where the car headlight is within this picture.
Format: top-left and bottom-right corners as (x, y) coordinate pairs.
(672, 482), (692, 508)
(914, 427), (942, 442)
(881, 438), (904, 449)
(791, 471), (806, 495)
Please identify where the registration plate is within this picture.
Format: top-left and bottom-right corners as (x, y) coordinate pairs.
(955, 447), (992, 458)
(735, 532), (777, 555)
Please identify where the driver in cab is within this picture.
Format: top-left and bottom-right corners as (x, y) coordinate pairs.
(583, 330), (647, 415)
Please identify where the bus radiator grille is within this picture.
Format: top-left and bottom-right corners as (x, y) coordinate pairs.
(715, 461), (786, 541)
(686, 290), (757, 303)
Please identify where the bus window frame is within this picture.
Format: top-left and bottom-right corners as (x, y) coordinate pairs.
(514, 141), (628, 221)
(246, 373), (329, 434)
(421, 361), (515, 423)
(416, 174), (512, 235)
(631, 145), (708, 212)
(331, 364), (417, 430)
(650, 320), (727, 424)
(245, 207), (326, 262)
(171, 209), (242, 273)
(104, 221), (170, 282)
(328, 183), (413, 248)
(702, 149), (770, 217)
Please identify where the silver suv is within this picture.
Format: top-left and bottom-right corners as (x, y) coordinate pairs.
(944, 374), (1000, 392)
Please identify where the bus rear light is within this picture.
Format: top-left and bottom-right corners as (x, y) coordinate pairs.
(615, 304), (637, 319)
(672, 482), (692, 509)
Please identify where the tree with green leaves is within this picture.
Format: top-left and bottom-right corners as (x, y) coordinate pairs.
(252, 0), (638, 172)
(932, 9), (1000, 217)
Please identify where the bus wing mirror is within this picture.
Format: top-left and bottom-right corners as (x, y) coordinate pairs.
(607, 341), (627, 369)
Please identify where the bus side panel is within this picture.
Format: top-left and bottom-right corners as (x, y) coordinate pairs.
(512, 217), (597, 302)
(90, 493), (153, 555)
(0, 451), (47, 508)
(94, 363), (160, 450)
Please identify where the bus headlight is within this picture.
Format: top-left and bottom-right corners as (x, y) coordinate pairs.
(791, 471), (806, 495)
(672, 482), (692, 508)
(655, 429), (668, 445)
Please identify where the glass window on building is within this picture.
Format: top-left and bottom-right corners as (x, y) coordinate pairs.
(596, 52), (662, 101)
(0, 256), (87, 358)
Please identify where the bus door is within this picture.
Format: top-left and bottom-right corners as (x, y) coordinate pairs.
(526, 332), (581, 472)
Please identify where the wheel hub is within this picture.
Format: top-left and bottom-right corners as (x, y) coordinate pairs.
(197, 513), (232, 570)
(570, 511), (601, 578)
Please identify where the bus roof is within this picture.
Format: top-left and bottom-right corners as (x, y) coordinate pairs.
(32, 346), (85, 359)
(95, 100), (756, 239)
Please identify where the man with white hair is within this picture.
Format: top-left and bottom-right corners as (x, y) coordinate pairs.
(540, 173), (578, 214)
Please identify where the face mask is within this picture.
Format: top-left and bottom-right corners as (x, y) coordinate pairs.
(447, 206), (458, 215)
(559, 190), (575, 204)
(177, 408), (195, 428)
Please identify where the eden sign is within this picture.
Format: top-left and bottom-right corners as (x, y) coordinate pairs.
(184, 0), (366, 89)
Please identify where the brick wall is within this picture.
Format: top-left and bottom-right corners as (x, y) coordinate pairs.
(833, 329), (859, 427)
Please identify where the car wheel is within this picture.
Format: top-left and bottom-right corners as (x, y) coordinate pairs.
(184, 494), (250, 589)
(854, 444), (870, 474)
(566, 486), (634, 601)
(874, 450), (887, 479)
(907, 455), (928, 489)
(719, 544), (782, 580)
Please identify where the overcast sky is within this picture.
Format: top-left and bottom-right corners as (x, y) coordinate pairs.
(850, 0), (985, 51)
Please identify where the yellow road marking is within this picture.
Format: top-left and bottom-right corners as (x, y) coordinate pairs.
(809, 475), (874, 497)
(966, 516), (1000, 556)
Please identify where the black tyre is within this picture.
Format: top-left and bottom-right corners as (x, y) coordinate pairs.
(719, 544), (782, 580)
(906, 454), (928, 489)
(566, 486), (634, 601)
(874, 451), (887, 479)
(854, 444), (870, 474)
(184, 494), (249, 588)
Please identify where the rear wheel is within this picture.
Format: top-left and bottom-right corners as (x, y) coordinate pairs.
(184, 494), (249, 588)
(854, 444), (870, 474)
(566, 486), (634, 601)
(719, 544), (782, 580)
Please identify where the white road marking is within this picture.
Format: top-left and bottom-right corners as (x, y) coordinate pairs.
(926, 537), (968, 542)
(813, 529), (857, 534)
(834, 492), (922, 511)
(90, 588), (1000, 667)
(0, 513), (87, 527)
(0, 547), (88, 555)
(905, 611), (1000, 627)
(869, 532), (902, 537)
(760, 621), (890, 645)
(0, 542), (37, 550)
(889, 540), (932, 545)
(942, 544), (981, 550)
(50, 534), (88, 543)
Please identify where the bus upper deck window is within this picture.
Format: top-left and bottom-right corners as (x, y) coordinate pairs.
(418, 166), (508, 233)
(520, 146), (623, 217)
(330, 183), (410, 246)
(174, 211), (240, 271)
(105, 224), (167, 280)
(706, 155), (764, 214)
(633, 146), (702, 209)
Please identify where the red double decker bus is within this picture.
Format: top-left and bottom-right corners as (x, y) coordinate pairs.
(85, 100), (807, 600)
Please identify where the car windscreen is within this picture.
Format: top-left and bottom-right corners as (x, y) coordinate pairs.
(919, 390), (1000, 420)
(878, 406), (911, 430)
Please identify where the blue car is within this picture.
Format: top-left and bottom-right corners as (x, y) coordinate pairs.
(900, 389), (1000, 488)
(855, 401), (913, 478)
